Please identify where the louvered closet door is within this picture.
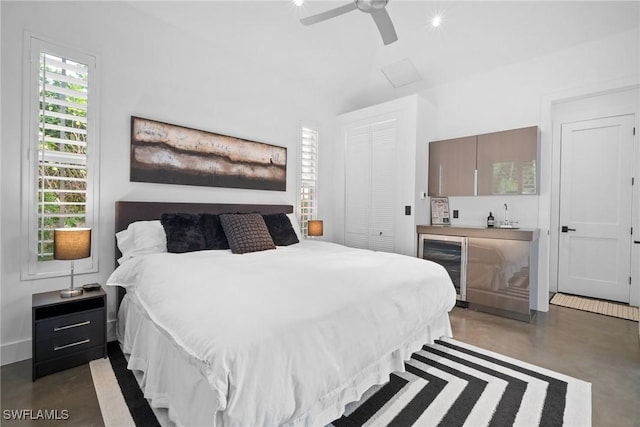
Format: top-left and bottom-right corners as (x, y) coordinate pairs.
(344, 119), (398, 252)
(345, 125), (371, 249)
(368, 120), (397, 252)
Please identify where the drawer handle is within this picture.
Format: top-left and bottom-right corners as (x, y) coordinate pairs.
(54, 321), (90, 332)
(54, 339), (90, 351)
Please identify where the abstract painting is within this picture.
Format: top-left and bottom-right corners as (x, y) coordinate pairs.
(130, 116), (286, 191)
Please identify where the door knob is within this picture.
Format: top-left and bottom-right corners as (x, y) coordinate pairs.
(561, 226), (577, 233)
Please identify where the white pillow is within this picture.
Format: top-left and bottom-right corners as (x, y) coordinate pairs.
(286, 213), (303, 241)
(116, 220), (167, 264)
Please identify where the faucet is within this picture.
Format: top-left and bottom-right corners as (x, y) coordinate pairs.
(500, 204), (518, 228)
(504, 203), (509, 225)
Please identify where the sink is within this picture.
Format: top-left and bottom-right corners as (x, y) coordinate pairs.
(498, 225), (519, 229)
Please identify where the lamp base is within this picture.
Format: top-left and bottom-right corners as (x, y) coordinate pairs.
(60, 288), (83, 298)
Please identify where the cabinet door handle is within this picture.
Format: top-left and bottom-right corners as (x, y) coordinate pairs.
(561, 226), (576, 233)
(54, 320), (90, 332)
(54, 339), (90, 351)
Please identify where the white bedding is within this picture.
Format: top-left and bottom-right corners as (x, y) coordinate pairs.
(107, 240), (456, 426)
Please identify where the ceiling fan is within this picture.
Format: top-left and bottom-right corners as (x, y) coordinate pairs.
(300, 0), (398, 45)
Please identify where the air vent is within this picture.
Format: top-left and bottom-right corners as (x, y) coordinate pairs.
(381, 58), (422, 88)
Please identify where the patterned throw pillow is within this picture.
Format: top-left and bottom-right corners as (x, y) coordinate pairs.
(262, 213), (299, 246)
(219, 213), (276, 254)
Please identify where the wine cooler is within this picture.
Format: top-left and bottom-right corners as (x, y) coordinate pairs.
(418, 234), (467, 306)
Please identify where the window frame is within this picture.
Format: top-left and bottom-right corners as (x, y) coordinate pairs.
(298, 123), (319, 238)
(21, 34), (100, 280)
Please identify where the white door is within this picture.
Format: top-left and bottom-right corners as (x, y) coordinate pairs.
(558, 115), (634, 302)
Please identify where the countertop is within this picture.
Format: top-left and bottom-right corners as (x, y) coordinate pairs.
(416, 225), (539, 241)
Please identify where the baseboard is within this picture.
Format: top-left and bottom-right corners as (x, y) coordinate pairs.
(1, 319), (118, 366)
(1, 338), (31, 365)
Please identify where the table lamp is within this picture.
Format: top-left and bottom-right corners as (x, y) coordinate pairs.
(54, 228), (91, 298)
(307, 220), (323, 238)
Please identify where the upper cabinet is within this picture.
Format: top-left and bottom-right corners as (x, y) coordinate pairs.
(428, 136), (476, 197)
(477, 126), (538, 195)
(429, 126), (538, 197)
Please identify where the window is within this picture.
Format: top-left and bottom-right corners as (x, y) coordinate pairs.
(299, 125), (318, 237)
(22, 36), (99, 279)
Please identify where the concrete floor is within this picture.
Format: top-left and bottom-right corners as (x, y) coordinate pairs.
(1, 361), (103, 426)
(1, 305), (638, 426)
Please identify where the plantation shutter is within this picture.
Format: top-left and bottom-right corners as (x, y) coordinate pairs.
(37, 53), (89, 261)
(300, 126), (319, 237)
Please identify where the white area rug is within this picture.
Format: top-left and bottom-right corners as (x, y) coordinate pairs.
(332, 337), (591, 427)
(92, 338), (591, 427)
(89, 357), (135, 427)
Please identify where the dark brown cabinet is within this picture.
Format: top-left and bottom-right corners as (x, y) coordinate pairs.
(428, 126), (538, 197)
(32, 288), (106, 380)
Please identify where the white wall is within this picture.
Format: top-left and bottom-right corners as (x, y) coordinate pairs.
(1, 2), (336, 364)
(419, 28), (640, 311)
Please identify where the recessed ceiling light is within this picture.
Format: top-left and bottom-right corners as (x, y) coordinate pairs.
(293, 0), (304, 6)
(431, 15), (442, 28)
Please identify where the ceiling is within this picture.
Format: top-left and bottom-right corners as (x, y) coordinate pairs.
(128, 1), (640, 112)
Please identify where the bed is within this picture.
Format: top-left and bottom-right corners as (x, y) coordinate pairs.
(107, 201), (457, 426)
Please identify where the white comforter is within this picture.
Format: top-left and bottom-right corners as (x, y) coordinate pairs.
(107, 240), (456, 426)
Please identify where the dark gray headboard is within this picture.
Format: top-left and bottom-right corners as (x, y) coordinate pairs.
(114, 201), (294, 308)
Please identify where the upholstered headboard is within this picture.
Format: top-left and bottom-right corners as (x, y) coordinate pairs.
(114, 201), (294, 308)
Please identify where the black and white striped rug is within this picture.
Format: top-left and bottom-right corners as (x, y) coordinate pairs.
(331, 338), (591, 427)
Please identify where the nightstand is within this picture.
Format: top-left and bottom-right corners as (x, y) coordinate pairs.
(32, 288), (107, 381)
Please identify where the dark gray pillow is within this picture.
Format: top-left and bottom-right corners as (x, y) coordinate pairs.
(161, 213), (229, 253)
(219, 213), (276, 254)
(161, 213), (206, 253)
(262, 213), (299, 246)
(200, 214), (230, 250)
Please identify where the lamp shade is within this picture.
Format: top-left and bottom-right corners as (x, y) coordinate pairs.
(307, 220), (323, 237)
(54, 228), (91, 260)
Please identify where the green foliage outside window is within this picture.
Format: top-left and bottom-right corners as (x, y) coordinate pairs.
(37, 54), (88, 261)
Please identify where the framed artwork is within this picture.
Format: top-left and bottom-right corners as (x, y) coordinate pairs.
(130, 116), (286, 191)
(430, 197), (451, 225)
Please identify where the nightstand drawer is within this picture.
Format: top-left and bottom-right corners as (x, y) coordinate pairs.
(35, 310), (104, 362)
(35, 308), (104, 340)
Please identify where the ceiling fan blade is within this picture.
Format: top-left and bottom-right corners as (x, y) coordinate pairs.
(370, 9), (398, 45)
(300, 2), (357, 26)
